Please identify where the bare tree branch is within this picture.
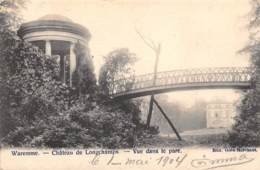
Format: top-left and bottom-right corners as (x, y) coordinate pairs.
(135, 28), (163, 128)
(135, 28), (156, 50)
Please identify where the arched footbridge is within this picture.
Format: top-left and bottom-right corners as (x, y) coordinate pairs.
(110, 67), (255, 99)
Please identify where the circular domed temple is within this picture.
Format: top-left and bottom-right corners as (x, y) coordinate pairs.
(18, 14), (91, 85)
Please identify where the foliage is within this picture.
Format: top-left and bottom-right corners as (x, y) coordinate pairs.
(72, 42), (97, 101)
(0, 0), (156, 148)
(0, 0), (69, 138)
(2, 96), (157, 148)
(228, 89), (260, 146)
(0, 0), (22, 138)
(249, 0), (260, 28)
(98, 48), (137, 95)
(0, 0), (72, 141)
(97, 48), (158, 147)
(0, 39), (73, 137)
(227, 0), (260, 146)
(0, 43), (149, 148)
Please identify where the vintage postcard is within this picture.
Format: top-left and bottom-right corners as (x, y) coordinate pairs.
(0, 0), (260, 169)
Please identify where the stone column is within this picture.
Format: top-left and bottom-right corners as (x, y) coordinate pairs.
(69, 43), (76, 86)
(45, 40), (52, 56)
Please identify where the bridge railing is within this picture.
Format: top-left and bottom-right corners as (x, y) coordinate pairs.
(109, 67), (254, 96)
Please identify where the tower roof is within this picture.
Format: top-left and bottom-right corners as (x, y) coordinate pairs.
(18, 14), (91, 41)
(38, 14), (73, 22)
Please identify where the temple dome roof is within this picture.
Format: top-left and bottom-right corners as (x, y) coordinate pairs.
(38, 14), (73, 22)
(18, 14), (91, 41)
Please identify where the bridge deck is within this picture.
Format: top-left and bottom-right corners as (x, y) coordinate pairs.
(110, 67), (254, 99)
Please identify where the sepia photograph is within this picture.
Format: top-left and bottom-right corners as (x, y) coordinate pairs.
(0, 0), (260, 169)
(0, 0), (259, 149)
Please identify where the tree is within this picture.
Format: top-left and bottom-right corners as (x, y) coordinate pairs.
(0, 1), (155, 148)
(98, 48), (137, 95)
(98, 48), (158, 146)
(228, 0), (260, 146)
(0, 0), (25, 137)
(72, 42), (97, 104)
(135, 29), (161, 127)
(0, 0), (25, 77)
(2, 102), (137, 148)
(0, 0), (73, 141)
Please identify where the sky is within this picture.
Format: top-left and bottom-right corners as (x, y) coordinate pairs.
(22, 0), (252, 106)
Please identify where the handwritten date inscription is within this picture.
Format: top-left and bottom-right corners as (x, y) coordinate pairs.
(105, 153), (187, 167)
(92, 152), (254, 169)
